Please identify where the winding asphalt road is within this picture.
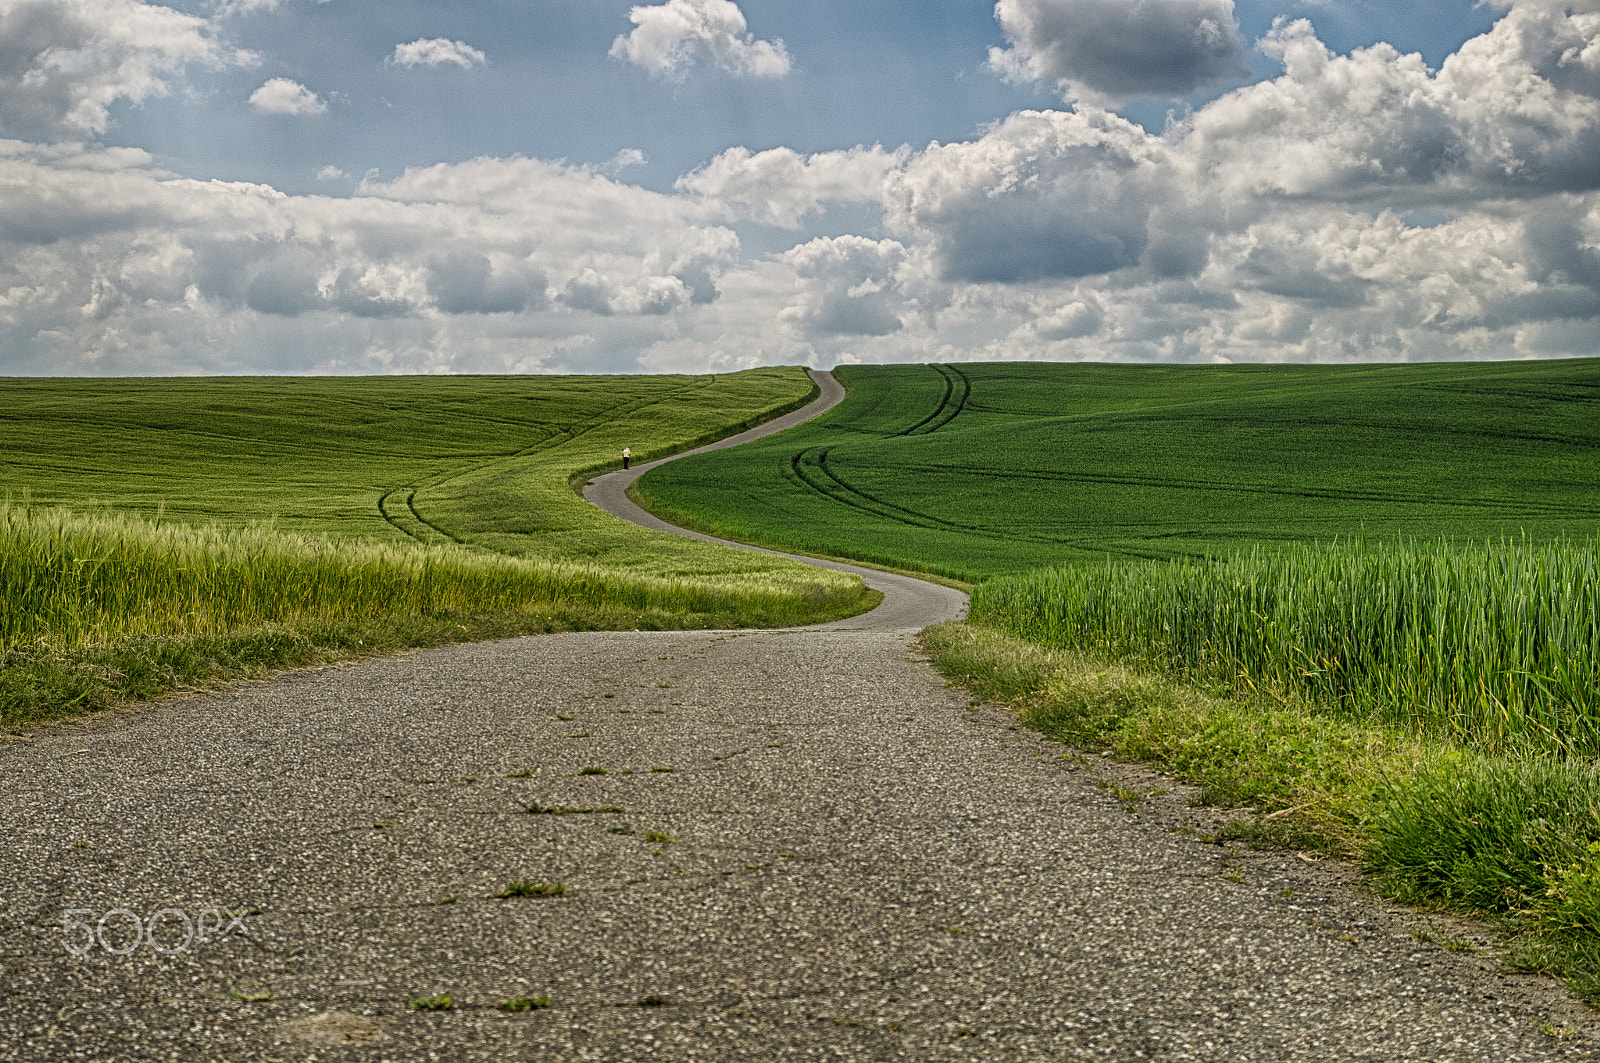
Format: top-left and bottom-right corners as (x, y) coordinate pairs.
(584, 368), (968, 634)
(1, 371), (1595, 1060)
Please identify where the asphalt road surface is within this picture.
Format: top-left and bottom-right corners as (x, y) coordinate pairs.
(1, 371), (1594, 1060)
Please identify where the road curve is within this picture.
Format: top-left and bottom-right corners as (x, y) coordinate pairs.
(584, 367), (968, 633)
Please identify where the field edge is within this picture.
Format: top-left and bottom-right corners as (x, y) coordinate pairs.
(918, 619), (1600, 1010)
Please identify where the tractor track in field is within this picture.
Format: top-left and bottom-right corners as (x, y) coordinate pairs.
(898, 363), (971, 437)
(375, 379), (717, 547)
(782, 445), (1201, 563)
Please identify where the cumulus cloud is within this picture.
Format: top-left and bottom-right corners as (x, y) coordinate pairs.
(390, 38), (485, 69)
(0, 0), (228, 138)
(248, 77), (325, 115)
(780, 236), (909, 337)
(884, 109), (1170, 283)
(677, 144), (906, 228)
(610, 0), (790, 78)
(1185, 9), (1600, 203)
(0, 142), (751, 373)
(989, 0), (1248, 103)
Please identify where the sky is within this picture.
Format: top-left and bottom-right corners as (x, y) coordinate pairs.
(0, 0), (1597, 375)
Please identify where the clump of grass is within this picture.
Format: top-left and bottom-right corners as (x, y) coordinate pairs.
(644, 831), (676, 845)
(1366, 756), (1600, 990)
(520, 803), (624, 815)
(409, 994), (453, 1011)
(578, 766), (606, 776)
(500, 995), (551, 1012)
(495, 881), (567, 898)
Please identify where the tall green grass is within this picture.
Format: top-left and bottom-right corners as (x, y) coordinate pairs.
(0, 502), (861, 652)
(971, 537), (1600, 753)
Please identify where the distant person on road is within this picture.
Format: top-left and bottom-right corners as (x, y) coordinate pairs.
(622, 447), (631, 470)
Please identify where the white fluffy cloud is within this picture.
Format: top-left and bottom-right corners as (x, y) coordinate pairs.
(884, 109), (1172, 284)
(780, 236), (910, 337)
(610, 0), (790, 78)
(677, 145), (906, 228)
(390, 38), (486, 69)
(0, 142), (751, 372)
(990, 0), (1248, 103)
(248, 77), (325, 115)
(1185, 8), (1600, 203)
(0, 0), (229, 138)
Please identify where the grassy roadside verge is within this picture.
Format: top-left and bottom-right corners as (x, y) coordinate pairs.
(920, 621), (1600, 1004)
(0, 602), (763, 733)
(1, 501), (874, 731)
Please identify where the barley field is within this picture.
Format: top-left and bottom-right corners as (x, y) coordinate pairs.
(970, 535), (1600, 752)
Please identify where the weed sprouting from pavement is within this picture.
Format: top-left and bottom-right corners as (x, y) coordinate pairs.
(501, 995), (551, 1012)
(409, 994), (453, 1011)
(522, 802), (625, 816)
(494, 881), (567, 899)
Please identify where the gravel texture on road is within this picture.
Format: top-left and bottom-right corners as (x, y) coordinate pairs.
(2, 368), (1595, 1060)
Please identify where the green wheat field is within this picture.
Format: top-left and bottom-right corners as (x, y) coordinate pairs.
(0, 368), (872, 726)
(637, 360), (1600, 579)
(7, 357), (1600, 999)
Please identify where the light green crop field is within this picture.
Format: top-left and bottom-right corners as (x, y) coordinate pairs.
(0, 368), (874, 724)
(0, 368), (871, 585)
(637, 359), (1600, 581)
